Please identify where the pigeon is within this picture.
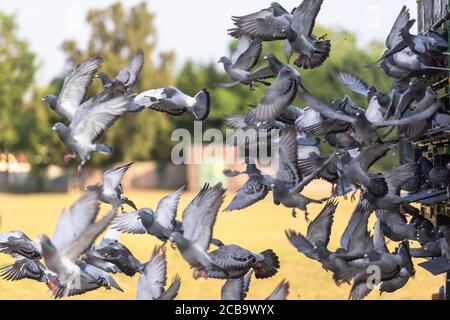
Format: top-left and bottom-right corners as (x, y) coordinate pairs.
(286, 199), (338, 264)
(0, 231), (41, 260)
(82, 229), (122, 274)
(228, 2), (292, 41)
(225, 107), (286, 148)
(111, 186), (185, 247)
(200, 244), (280, 280)
(85, 240), (143, 277)
(223, 159), (273, 211)
(272, 129), (335, 220)
(339, 143), (393, 199)
(96, 49), (144, 92)
(85, 162), (137, 211)
(0, 256), (52, 284)
(169, 183), (227, 276)
(37, 191), (117, 297)
(136, 246), (181, 300)
(217, 36), (275, 89)
(334, 241), (415, 300)
(368, 6), (414, 67)
(335, 70), (394, 123)
(400, 24), (449, 61)
(133, 87), (210, 121)
(266, 279), (290, 300)
(52, 84), (134, 175)
(282, 0), (331, 69)
(420, 156), (450, 195)
(386, 48), (450, 75)
(363, 162), (417, 211)
(252, 54), (303, 122)
(42, 56), (103, 121)
(51, 261), (123, 298)
(375, 209), (418, 242)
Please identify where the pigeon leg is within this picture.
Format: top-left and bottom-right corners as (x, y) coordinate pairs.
(304, 211), (310, 223)
(331, 184), (337, 197)
(192, 270), (199, 280)
(170, 240), (177, 250)
(63, 154), (75, 162)
(291, 208), (297, 218)
(76, 165), (83, 176)
(249, 81), (256, 91)
(201, 270), (208, 280)
(350, 189), (359, 202)
(160, 243), (167, 253)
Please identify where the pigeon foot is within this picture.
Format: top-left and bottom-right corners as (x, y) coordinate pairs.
(291, 208), (297, 218)
(76, 165), (82, 176)
(304, 211), (310, 223)
(170, 240), (177, 250)
(63, 154), (74, 162)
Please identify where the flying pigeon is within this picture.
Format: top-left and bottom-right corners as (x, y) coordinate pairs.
(252, 54), (303, 122)
(51, 261), (123, 298)
(52, 84), (134, 175)
(199, 244), (280, 280)
(217, 35), (275, 89)
(282, 0), (331, 69)
(42, 56), (103, 121)
(271, 129), (334, 220)
(37, 191), (117, 297)
(133, 87), (210, 121)
(136, 246), (181, 300)
(0, 231), (41, 260)
(169, 183), (227, 276)
(96, 49), (144, 92)
(85, 162), (137, 211)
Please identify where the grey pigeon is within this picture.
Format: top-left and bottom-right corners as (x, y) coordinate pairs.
(96, 49), (144, 92)
(134, 86), (210, 121)
(225, 107), (286, 148)
(52, 84), (134, 175)
(272, 129), (334, 220)
(334, 241), (415, 300)
(111, 186), (185, 247)
(282, 0), (330, 69)
(201, 244), (280, 280)
(228, 2), (292, 41)
(420, 156), (450, 195)
(169, 183), (227, 276)
(85, 162), (137, 210)
(375, 209), (418, 242)
(137, 246), (181, 300)
(252, 54), (303, 122)
(368, 6), (414, 67)
(286, 199), (338, 265)
(0, 256), (51, 284)
(85, 240), (143, 277)
(363, 162), (416, 210)
(0, 231), (41, 260)
(38, 191), (117, 297)
(223, 159), (273, 211)
(217, 35), (274, 89)
(42, 56), (103, 121)
(52, 261), (123, 299)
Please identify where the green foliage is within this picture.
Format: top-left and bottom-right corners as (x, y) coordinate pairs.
(0, 12), (37, 155)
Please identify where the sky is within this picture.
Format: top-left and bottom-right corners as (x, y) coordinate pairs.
(0, 0), (417, 84)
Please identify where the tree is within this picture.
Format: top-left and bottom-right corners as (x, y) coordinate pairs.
(0, 12), (37, 157)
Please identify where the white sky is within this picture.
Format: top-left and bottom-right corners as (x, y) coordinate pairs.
(0, 0), (417, 83)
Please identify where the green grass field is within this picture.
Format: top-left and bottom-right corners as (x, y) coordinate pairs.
(0, 180), (444, 300)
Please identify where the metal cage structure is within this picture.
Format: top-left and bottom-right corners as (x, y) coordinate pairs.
(400, 0), (449, 300)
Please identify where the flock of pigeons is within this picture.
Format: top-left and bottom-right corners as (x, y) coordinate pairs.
(1, 1), (450, 300)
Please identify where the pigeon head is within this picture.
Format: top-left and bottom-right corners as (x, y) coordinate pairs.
(137, 208), (154, 227)
(438, 225), (450, 239)
(279, 27), (296, 41)
(95, 72), (112, 88)
(41, 94), (57, 109)
(37, 234), (57, 254)
(217, 56), (229, 64)
(52, 122), (69, 138)
(264, 53), (283, 72)
(270, 2), (288, 15)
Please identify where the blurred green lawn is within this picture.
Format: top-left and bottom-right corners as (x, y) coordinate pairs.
(0, 180), (444, 300)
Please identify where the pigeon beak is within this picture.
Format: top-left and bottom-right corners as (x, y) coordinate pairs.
(94, 74), (99, 79)
(263, 55), (268, 60)
(51, 125), (56, 131)
(41, 97), (46, 103)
